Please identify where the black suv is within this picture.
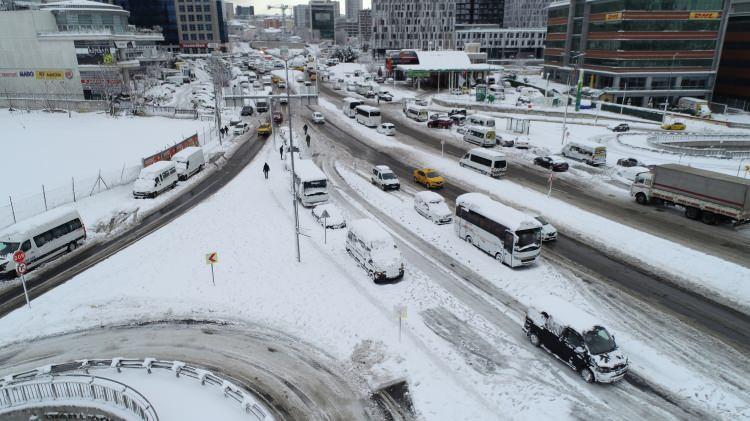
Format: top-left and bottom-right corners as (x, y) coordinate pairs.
(241, 105), (254, 116)
(611, 123), (630, 132)
(523, 301), (628, 384)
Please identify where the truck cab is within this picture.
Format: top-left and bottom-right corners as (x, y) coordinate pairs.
(630, 171), (653, 204)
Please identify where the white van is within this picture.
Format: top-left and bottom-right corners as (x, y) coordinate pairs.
(459, 148), (507, 177)
(463, 126), (496, 147)
(0, 208), (86, 279)
(404, 104), (429, 122)
(166, 75), (184, 86)
(172, 147), (205, 181)
(345, 219), (405, 282)
(133, 161), (178, 198)
(467, 114), (495, 127)
(562, 140), (607, 166)
(414, 191), (452, 224)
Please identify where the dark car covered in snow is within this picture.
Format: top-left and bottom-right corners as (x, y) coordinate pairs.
(523, 298), (628, 383)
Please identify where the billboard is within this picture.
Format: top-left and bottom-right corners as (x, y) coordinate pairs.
(142, 134), (200, 167)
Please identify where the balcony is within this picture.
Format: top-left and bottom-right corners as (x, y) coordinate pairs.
(38, 24), (164, 42)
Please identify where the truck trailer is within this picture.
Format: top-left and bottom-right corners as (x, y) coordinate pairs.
(630, 164), (750, 226)
(677, 97), (712, 118)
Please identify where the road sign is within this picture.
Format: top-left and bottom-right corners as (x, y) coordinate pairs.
(13, 250), (25, 264)
(321, 210), (330, 244)
(205, 252), (219, 265)
(16, 263), (27, 275)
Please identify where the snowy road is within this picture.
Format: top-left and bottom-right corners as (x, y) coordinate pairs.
(0, 321), (376, 420)
(319, 85), (750, 270)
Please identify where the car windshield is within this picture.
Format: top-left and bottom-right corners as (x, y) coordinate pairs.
(515, 228), (541, 251)
(426, 172), (440, 178)
(382, 173), (396, 180)
(0, 242), (19, 257)
(583, 326), (617, 355)
(535, 216), (549, 225)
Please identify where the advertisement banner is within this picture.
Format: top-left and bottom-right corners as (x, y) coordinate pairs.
(689, 12), (720, 19)
(35, 70), (65, 80)
(142, 134), (200, 167)
(605, 12), (622, 21)
(574, 69), (584, 112)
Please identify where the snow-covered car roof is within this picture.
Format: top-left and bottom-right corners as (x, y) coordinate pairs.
(348, 219), (395, 248)
(374, 165), (393, 173)
(528, 295), (603, 334)
(0, 207), (81, 240)
(414, 191), (445, 203)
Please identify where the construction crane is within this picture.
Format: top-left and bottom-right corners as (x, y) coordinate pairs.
(267, 4), (289, 38)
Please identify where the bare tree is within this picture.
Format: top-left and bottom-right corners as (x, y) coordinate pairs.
(207, 55), (230, 130)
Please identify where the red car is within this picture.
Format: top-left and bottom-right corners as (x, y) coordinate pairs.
(273, 112), (283, 125)
(427, 118), (453, 129)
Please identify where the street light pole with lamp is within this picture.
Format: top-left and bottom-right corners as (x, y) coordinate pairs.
(561, 52), (585, 145)
(662, 52), (679, 124)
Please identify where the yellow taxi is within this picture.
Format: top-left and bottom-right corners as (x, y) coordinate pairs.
(271, 75), (282, 84)
(413, 168), (445, 189)
(257, 123), (272, 136)
(661, 121), (686, 130)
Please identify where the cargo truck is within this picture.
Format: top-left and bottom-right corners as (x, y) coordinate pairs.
(677, 97), (712, 118)
(630, 164), (750, 226)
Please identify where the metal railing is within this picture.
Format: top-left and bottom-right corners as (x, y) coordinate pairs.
(0, 374), (158, 421)
(0, 358), (274, 421)
(647, 133), (750, 158)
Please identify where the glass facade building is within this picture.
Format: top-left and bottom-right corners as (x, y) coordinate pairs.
(713, 0), (750, 110)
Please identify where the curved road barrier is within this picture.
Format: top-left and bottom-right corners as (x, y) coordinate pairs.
(647, 133), (750, 158)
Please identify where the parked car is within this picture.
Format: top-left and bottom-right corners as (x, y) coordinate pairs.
(661, 122), (686, 130)
(415, 98), (428, 106)
(617, 157), (646, 167)
(371, 165), (400, 190)
(252, 81), (261, 88)
(427, 118), (453, 129)
(448, 108), (467, 116)
(229, 119), (242, 127)
(346, 219), (404, 282)
(413, 168), (444, 189)
(523, 298), (629, 384)
(365, 90), (376, 98)
(534, 216), (558, 241)
(273, 112), (283, 125)
(257, 123), (272, 136)
(449, 114), (466, 125)
(611, 123), (630, 132)
(429, 113), (449, 121)
(376, 123), (395, 136)
(277, 81), (287, 89)
(279, 96), (289, 105)
(232, 122), (250, 135)
(386, 77), (394, 84)
(374, 76), (385, 83)
(413, 191), (452, 224)
(241, 105), (254, 116)
(312, 111), (325, 124)
(515, 138), (530, 149)
(533, 156), (569, 172)
(451, 88), (463, 95)
(312, 203), (346, 229)
(498, 138), (515, 147)
(378, 92), (393, 102)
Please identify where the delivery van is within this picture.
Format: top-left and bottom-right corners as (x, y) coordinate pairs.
(172, 147), (205, 181)
(133, 161), (178, 198)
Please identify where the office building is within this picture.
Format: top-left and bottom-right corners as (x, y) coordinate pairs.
(456, 27), (545, 59)
(109, 0), (180, 50)
(713, 0), (750, 110)
(310, 0), (338, 40)
(345, 0), (362, 20)
(293, 4), (310, 28)
(173, 0), (229, 53)
(0, 1), (166, 102)
(543, 0), (731, 107)
(503, 0), (553, 28)
(358, 8), (372, 43)
(235, 5), (253, 17)
(456, 0), (504, 26)
(372, 0), (456, 54)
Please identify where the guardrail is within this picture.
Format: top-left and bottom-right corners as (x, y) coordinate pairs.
(0, 358), (274, 421)
(647, 133), (750, 158)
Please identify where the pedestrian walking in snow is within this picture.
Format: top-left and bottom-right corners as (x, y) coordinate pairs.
(279, 145), (284, 160)
(305, 134), (311, 148)
(224, 125), (228, 134)
(263, 162), (270, 179)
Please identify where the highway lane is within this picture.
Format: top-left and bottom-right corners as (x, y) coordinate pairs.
(305, 108), (750, 354)
(320, 84), (750, 269)
(0, 132), (266, 318)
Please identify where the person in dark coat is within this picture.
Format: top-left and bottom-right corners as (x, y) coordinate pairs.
(305, 134), (311, 148)
(263, 162), (270, 179)
(279, 145), (284, 159)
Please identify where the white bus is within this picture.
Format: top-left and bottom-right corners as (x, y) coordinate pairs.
(355, 105), (382, 127)
(342, 97), (363, 118)
(293, 159), (329, 207)
(463, 126), (496, 147)
(404, 104), (429, 122)
(561, 140), (607, 166)
(0, 208), (86, 279)
(454, 193), (542, 267)
(467, 114), (495, 127)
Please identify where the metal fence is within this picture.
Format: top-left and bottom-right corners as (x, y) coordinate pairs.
(0, 374), (158, 421)
(647, 133), (750, 159)
(0, 358), (273, 421)
(0, 93), (109, 113)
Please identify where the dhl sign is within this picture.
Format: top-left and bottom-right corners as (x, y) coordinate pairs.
(605, 12), (623, 21)
(689, 12), (720, 20)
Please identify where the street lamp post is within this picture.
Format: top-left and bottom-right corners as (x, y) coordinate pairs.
(281, 48), (301, 263)
(663, 53), (679, 124)
(561, 52), (585, 145)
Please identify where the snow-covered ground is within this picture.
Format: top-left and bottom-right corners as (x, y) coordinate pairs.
(1, 109), (215, 199)
(325, 62), (415, 101)
(318, 97), (750, 314)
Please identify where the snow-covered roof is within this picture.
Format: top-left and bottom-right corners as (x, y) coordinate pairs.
(172, 146), (202, 160)
(1, 207), (80, 240)
(528, 295), (603, 334)
(456, 193), (541, 232)
(356, 105), (380, 113)
(141, 160), (174, 175)
(348, 219), (394, 247)
(467, 148), (505, 159)
(293, 159), (327, 182)
(566, 139), (606, 150)
(375, 165), (393, 173)
(41, 0), (128, 14)
(414, 191), (445, 203)
(416, 50), (471, 67)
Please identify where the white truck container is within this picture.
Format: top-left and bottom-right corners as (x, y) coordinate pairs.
(677, 97), (712, 118)
(171, 147), (205, 181)
(631, 164), (750, 226)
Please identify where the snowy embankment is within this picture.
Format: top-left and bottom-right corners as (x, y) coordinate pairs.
(318, 98), (750, 314)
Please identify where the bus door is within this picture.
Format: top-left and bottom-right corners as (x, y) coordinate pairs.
(503, 230), (514, 264)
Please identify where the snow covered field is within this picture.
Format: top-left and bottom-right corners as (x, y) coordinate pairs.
(1, 109), (215, 198)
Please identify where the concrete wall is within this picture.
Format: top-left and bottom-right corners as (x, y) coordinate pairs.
(0, 11), (83, 98)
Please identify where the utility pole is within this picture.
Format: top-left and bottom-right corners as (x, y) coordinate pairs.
(282, 46), (301, 262)
(561, 52), (584, 145)
(663, 52), (679, 124)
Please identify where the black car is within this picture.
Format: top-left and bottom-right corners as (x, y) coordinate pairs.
(533, 156), (569, 172)
(616, 157), (645, 167)
(448, 108), (467, 116)
(523, 302), (628, 384)
(240, 105), (254, 116)
(611, 123), (630, 132)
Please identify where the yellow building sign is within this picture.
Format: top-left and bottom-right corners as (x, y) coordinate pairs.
(35, 70), (65, 80)
(689, 12), (720, 19)
(605, 12), (623, 21)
